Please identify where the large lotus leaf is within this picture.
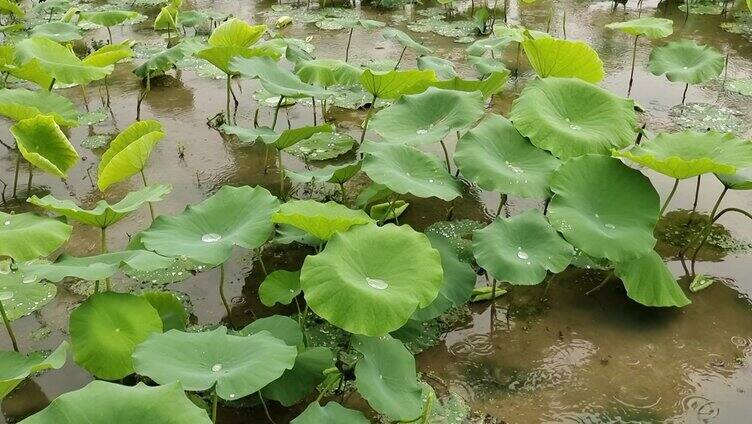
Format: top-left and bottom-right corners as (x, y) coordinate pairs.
(716, 166), (752, 190)
(361, 142), (463, 201)
(292, 402), (369, 424)
(369, 87), (485, 145)
(31, 22), (82, 43)
(613, 130), (752, 179)
(360, 68), (437, 99)
(19, 381), (212, 424)
(28, 184), (171, 228)
(261, 346), (334, 406)
(11, 115), (79, 178)
(70, 292), (162, 380)
(15, 37), (111, 85)
(417, 55), (457, 79)
(272, 200), (373, 241)
(134, 39), (204, 79)
(0, 211), (71, 261)
(548, 155), (660, 262)
(79, 10), (143, 27)
(455, 114), (561, 199)
(472, 210), (573, 285)
(648, 39), (725, 84)
(411, 233), (475, 322)
(0, 268), (56, 321)
(272, 123), (332, 150)
(133, 326), (296, 400)
(613, 250), (690, 307)
(259, 270), (301, 307)
(230, 56), (329, 98)
(19, 250), (175, 283)
(4, 58), (54, 90)
(195, 45), (280, 75)
(0, 342), (66, 399)
(0, 0), (23, 17)
(522, 37), (604, 83)
(295, 59), (363, 87)
(97, 120), (164, 190)
(353, 335), (423, 421)
(0, 88), (78, 127)
(408, 71), (510, 99)
(300, 223), (442, 336)
(605, 17), (674, 39)
(509, 77), (636, 159)
(209, 19), (266, 47)
(383, 27), (432, 55)
(140, 185), (279, 266)
(82, 41), (134, 68)
(238, 315), (303, 347)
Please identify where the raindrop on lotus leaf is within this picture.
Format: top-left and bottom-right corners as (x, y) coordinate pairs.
(202, 233), (222, 243)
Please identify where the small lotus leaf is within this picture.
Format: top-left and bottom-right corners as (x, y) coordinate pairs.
(82, 41), (134, 68)
(272, 200), (373, 241)
(209, 19), (266, 48)
(605, 17), (674, 39)
(259, 270), (301, 307)
(292, 402), (369, 424)
(98, 120), (164, 190)
(613, 250), (690, 307)
(284, 132), (354, 160)
(261, 346), (334, 406)
(139, 291), (187, 331)
(360, 68), (436, 99)
(648, 39), (725, 84)
(383, 27), (432, 55)
(0, 342), (66, 399)
(238, 315), (303, 347)
(78, 10), (143, 27)
(11, 115), (79, 178)
(295, 59), (363, 87)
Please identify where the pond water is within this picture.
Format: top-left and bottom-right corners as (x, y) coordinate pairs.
(1, 0), (752, 422)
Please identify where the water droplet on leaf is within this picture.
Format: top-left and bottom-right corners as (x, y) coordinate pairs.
(366, 277), (388, 290)
(202, 233), (222, 243)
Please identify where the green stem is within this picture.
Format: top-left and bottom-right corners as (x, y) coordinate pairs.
(627, 35), (638, 97)
(140, 170), (156, 221)
(691, 207), (752, 274)
(47, 78), (55, 92)
(495, 193), (508, 217)
(256, 249), (267, 276)
(439, 140), (451, 173)
(26, 161), (33, 198)
(278, 151), (285, 200)
(271, 96), (284, 130)
(211, 386), (218, 423)
(679, 187), (728, 258)
(0, 299), (19, 352)
(106, 26), (113, 44)
(681, 83), (689, 106)
(345, 28), (353, 62)
(394, 46), (407, 70)
(586, 272), (613, 295)
(659, 179), (679, 216)
(102, 227), (111, 291)
(311, 97), (317, 125)
(258, 392), (276, 424)
(359, 95), (377, 145)
(12, 152), (20, 198)
(219, 263), (232, 326)
(225, 74), (232, 125)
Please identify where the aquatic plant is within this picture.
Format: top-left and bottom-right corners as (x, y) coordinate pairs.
(648, 39), (725, 104)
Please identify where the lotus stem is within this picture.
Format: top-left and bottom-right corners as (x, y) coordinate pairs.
(681, 83), (689, 106)
(12, 152), (20, 198)
(627, 35), (639, 97)
(263, 145), (270, 174)
(211, 386), (218, 423)
(258, 392), (277, 424)
(101, 227), (111, 291)
(720, 53), (729, 94)
(562, 9), (567, 39)
(679, 186), (728, 258)
(495, 193), (508, 217)
(278, 152), (285, 200)
(585, 272), (613, 295)
(311, 97), (317, 125)
(218, 263), (232, 326)
(394, 46), (407, 70)
(136, 76), (151, 121)
(106, 26), (113, 44)
(255, 249), (267, 276)
(359, 95), (377, 145)
(26, 162), (33, 198)
(81, 85), (89, 112)
(271, 96), (284, 130)
(691, 175), (702, 215)
(48, 78), (55, 92)
(321, 98), (327, 123)
(339, 182), (346, 203)
(439, 140), (451, 173)
(139, 170), (156, 221)
(659, 179), (680, 217)
(225, 75), (232, 125)
(691, 207), (752, 274)
(684, 0), (689, 23)
(514, 43), (521, 78)
(345, 28), (353, 62)
(0, 299), (19, 352)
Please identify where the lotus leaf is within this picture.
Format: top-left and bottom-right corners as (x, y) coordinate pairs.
(0, 211), (71, 261)
(455, 114), (561, 198)
(522, 36), (604, 83)
(284, 132), (354, 160)
(19, 381), (212, 424)
(360, 68), (436, 99)
(230, 56), (329, 98)
(548, 155), (660, 262)
(134, 39), (204, 79)
(416, 55), (457, 79)
(0, 88), (78, 126)
(300, 223), (442, 336)
(259, 270), (301, 307)
(353, 335), (423, 420)
(473, 210), (573, 285)
(295, 59), (363, 87)
(509, 77), (636, 159)
(0, 0), (23, 17)
(133, 326), (296, 400)
(466, 36), (512, 57)
(82, 42), (134, 68)
(272, 123), (332, 150)
(30, 22), (81, 43)
(272, 200), (373, 241)
(19, 250), (175, 283)
(285, 161), (361, 184)
(0, 268), (57, 320)
(0, 342), (66, 399)
(605, 17), (674, 39)
(648, 39), (725, 84)
(292, 402), (370, 424)
(238, 315), (303, 347)
(613, 130), (752, 179)
(195, 45), (280, 75)
(369, 87), (485, 145)
(408, 71), (509, 99)
(209, 19), (266, 47)
(28, 184), (171, 228)
(15, 37), (111, 85)
(70, 292), (162, 380)
(613, 250), (690, 307)
(716, 166), (752, 190)
(78, 10), (143, 27)
(383, 27), (432, 55)
(140, 185), (279, 266)
(11, 115), (79, 178)
(97, 120), (164, 190)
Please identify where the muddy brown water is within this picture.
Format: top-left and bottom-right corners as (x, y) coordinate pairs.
(1, 0), (752, 422)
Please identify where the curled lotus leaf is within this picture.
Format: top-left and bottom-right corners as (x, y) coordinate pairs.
(0, 342), (67, 399)
(11, 115), (79, 178)
(522, 36), (605, 83)
(716, 166), (752, 190)
(97, 120), (164, 191)
(613, 250), (691, 307)
(0, 88), (79, 127)
(382, 27), (432, 55)
(271, 199), (373, 241)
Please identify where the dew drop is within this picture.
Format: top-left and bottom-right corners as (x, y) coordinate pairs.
(569, 124), (582, 131)
(3, 220), (9, 226)
(366, 277), (388, 290)
(202, 233), (222, 243)
(428, 179), (434, 183)
(517, 250), (529, 260)
(604, 223), (616, 230)
(0, 291), (12, 301)
(22, 275), (36, 284)
(682, 66), (688, 70)
(212, 363), (223, 372)
(229, 393), (236, 399)
(416, 129), (428, 135)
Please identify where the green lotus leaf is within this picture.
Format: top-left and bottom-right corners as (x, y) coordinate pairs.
(195, 45), (280, 75)
(469, 55), (511, 76)
(383, 27), (432, 55)
(70, 292), (162, 380)
(362, 142), (463, 201)
(28, 184), (171, 228)
(295, 59), (363, 87)
(134, 39), (204, 79)
(15, 37), (111, 85)
(411, 232), (475, 321)
(455, 114), (561, 198)
(648, 39), (725, 84)
(613, 250), (690, 307)
(292, 402), (369, 424)
(272, 200), (373, 241)
(4, 58), (54, 89)
(0, 268), (57, 320)
(221, 124), (278, 144)
(285, 161), (361, 184)
(605, 17), (674, 39)
(726, 78), (752, 96)
(11, 115), (79, 178)
(0, 0), (23, 17)
(31, 22), (82, 43)
(272, 123), (332, 150)
(548, 155), (660, 262)
(472, 210), (573, 285)
(140, 185), (279, 266)
(416, 55), (457, 79)
(153, 5), (178, 31)
(522, 36), (604, 83)
(82, 41), (134, 68)
(0, 88), (79, 127)
(261, 346), (334, 406)
(140, 291), (187, 331)
(238, 315), (303, 347)
(209, 18), (266, 47)
(613, 130), (752, 179)
(133, 326), (296, 400)
(18, 250), (174, 283)
(300, 223), (443, 336)
(176, 10), (208, 27)
(369, 200), (409, 221)
(353, 335), (423, 420)
(19, 381), (212, 424)
(0, 342), (66, 399)
(0, 211), (71, 261)
(509, 77), (636, 159)
(78, 10), (144, 27)
(370, 87), (485, 145)
(360, 68), (437, 99)
(259, 270), (301, 307)
(230, 56), (329, 98)
(284, 132), (355, 160)
(716, 166), (752, 190)
(97, 120), (164, 191)
(409, 71), (510, 99)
